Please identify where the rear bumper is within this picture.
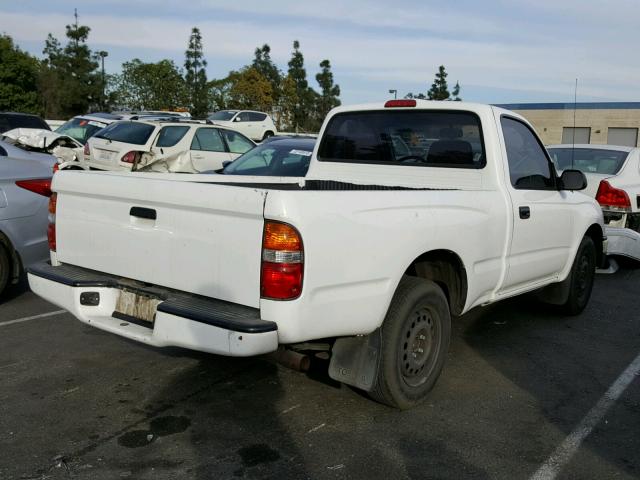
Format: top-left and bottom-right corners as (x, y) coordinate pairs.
(27, 262), (278, 356)
(605, 226), (640, 261)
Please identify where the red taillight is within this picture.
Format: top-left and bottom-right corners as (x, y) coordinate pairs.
(121, 151), (140, 164)
(53, 163), (59, 173)
(261, 221), (303, 300)
(47, 223), (56, 251)
(47, 193), (57, 251)
(15, 178), (52, 197)
(83, 143), (90, 156)
(384, 99), (416, 108)
(595, 180), (630, 210)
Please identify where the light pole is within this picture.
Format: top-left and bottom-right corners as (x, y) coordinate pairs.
(98, 51), (108, 110)
(388, 89), (397, 99)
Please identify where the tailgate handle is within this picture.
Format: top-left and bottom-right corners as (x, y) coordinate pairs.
(130, 206), (156, 220)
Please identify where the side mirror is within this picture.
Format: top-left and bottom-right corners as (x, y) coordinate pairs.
(221, 160), (231, 168)
(233, 117), (241, 122)
(560, 169), (587, 191)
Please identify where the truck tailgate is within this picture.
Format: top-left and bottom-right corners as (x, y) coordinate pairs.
(53, 171), (266, 308)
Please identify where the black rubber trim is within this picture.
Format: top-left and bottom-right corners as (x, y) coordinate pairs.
(198, 180), (450, 191)
(28, 262), (117, 287)
(130, 206), (157, 220)
(27, 262), (276, 334)
(157, 296), (275, 334)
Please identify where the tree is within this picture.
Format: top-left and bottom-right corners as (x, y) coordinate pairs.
(315, 59), (341, 119)
(111, 59), (188, 111)
(39, 11), (102, 117)
(451, 81), (462, 101)
(252, 44), (282, 101)
(227, 67), (273, 112)
(0, 35), (42, 114)
(427, 65), (450, 100)
(287, 40), (312, 131)
(184, 27), (209, 117)
(276, 74), (299, 130)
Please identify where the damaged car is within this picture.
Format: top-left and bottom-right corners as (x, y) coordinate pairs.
(548, 144), (640, 262)
(82, 120), (256, 172)
(2, 113), (121, 168)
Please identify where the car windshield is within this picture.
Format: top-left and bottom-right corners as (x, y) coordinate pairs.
(56, 118), (109, 144)
(93, 121), (155, 145)
(223, 140), (315, 176)
(548, 147), (629, 175)
(209, 111), (237, 121)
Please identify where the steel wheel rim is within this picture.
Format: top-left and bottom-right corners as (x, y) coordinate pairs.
(399, 305), (440, 387)
(576, 250), (594, 301)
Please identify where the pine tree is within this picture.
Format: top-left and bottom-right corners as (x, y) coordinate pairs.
(451, 81), (462, 101)
(39, 10), (101, 117)
(287, 40), (310, 131)
(252, 44), (281, 102)
(313, 59), (341, 129)
(427, 65), (450, 101)
(184, 27), (209, 117)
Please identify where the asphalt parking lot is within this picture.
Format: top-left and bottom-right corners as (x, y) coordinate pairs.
(1, 269), (639, 480)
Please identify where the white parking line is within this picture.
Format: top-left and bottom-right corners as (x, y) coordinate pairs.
(530, 351), (640, 480)
(0, 310), (67, 327)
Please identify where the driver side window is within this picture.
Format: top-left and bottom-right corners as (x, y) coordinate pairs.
(501, 117), (555, 190)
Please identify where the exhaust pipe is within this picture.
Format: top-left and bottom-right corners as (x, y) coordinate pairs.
(267, 348), (311, 372)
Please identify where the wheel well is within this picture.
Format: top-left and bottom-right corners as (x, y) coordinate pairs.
(404, 250), (467, 316)
(584, 223), (604, 267)
(0, 230), (21, 282)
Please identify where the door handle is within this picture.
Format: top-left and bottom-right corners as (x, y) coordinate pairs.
(192, 154), (204, 159)
(130, 207), (156, 220)
(519, 206), (530, 219)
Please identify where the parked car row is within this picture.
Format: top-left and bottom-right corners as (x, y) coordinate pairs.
(548, 144), (640, 263)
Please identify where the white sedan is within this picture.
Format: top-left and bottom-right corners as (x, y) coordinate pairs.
(548, 144), (640, 262)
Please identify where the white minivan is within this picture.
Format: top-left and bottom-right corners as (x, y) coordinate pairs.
(208, 110), (277, 142)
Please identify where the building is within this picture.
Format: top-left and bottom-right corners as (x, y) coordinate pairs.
(495, 102), (640, 147)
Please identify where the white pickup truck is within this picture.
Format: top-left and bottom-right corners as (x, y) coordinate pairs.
(29, 100), (604, 409)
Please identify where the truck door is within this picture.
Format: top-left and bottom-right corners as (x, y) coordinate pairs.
(498, 115), (575, 291)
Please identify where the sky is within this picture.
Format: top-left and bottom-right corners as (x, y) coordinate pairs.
(1, 0), (639, 105)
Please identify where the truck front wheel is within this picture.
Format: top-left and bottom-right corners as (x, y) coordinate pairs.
(370, 276), (451, 409)
(561, 236), (596, 315)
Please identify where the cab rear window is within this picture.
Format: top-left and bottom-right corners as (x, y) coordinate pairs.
(318, 110), (485, 168)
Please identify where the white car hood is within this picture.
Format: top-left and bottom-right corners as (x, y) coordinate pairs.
(2, 128), (83, 150)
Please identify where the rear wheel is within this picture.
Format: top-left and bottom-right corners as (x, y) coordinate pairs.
(262, 131), (274, 141)
(561, 236), (596, 315)
(0, 244), (10, 297)
(370, 276), (451, 409)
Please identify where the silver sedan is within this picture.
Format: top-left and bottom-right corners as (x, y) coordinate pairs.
(0, 140), (55, 296)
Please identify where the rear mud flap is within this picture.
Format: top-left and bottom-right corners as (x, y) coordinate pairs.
(328, 330), (381, 391)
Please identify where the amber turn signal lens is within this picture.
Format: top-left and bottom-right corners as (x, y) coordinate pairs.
(48, 193), (57, 214)
(263, 221), (302, 251)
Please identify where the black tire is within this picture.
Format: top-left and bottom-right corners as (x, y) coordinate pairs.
(0, 243), (10, 297)
(561, 236), (596, 315)
(262, 131), (274, 141)
(370, 276), (451, 409)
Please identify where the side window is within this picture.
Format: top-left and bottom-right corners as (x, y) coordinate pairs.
(156, 126), (189, 148)
(237, 112), (251, 122)
(190, 128), (225, 152)
(221, 130), (254, 154)
(501, 117), (555, 190)
(249, 112), (267, 121)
